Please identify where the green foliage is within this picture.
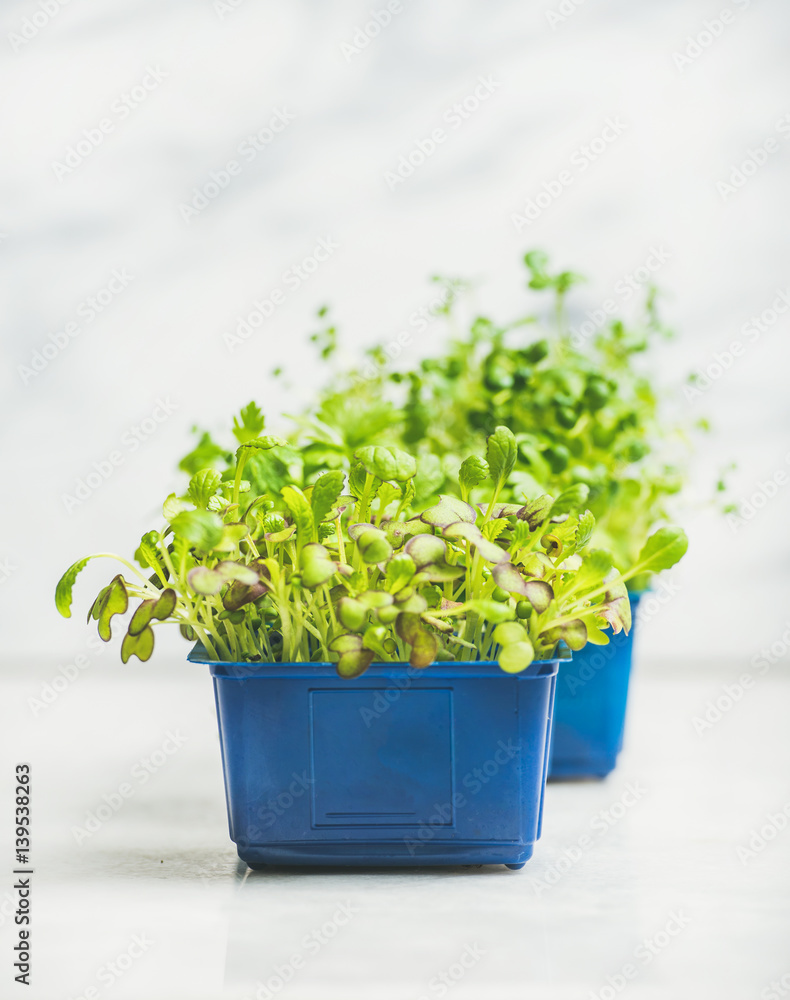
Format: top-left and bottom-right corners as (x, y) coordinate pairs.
(188, 470), (223, 509)
(58, 423), (675, 675)
(459, 456), (488, 499)
(57, 248), (694, 674)
(486, 426), (517, 493)
(178, 431), (231, 476)
(310, 471), (346, 526)
(232, 402), (265, 444)
(56, 556), (94, 618)
(310, 307), (338, 361)
(88, 575), (129, 641)
(621, 526), (688, 590)
(354, 446), (417, 483)
(298, 250), (690, 580)
(170, 510), (224, 551)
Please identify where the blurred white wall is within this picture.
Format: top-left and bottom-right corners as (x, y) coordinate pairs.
(1, 0), (788, 666)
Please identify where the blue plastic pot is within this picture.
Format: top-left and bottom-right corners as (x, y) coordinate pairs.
(548, 592), (643, 780)
(188, 647), (559, 869)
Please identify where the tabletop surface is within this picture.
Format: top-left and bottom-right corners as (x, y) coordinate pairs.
(2, 655), (788, 1000)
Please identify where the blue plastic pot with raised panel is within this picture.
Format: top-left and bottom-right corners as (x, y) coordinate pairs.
(548, 592), (643, 780)
(188, 646), (559, 870)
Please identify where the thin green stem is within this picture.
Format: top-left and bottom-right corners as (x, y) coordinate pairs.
(93, 554), (159, 592)
(232, 447), (249, 508)
(191, 622), (219, 659)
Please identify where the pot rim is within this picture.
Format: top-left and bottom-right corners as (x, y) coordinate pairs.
(187, 643), (561, 679)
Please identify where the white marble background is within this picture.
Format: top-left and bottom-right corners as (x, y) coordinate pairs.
(1, 0), (789, 665)
(1, 5), (790, 999)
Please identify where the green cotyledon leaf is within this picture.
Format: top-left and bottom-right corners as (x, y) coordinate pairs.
(128, 588), (177, 635)
(492, 621), (527, 645)
(355, 528), (393, 564)
(404, 534), (447, 568)
(336, 597), (368, 632)
(121, 624), (155, 663)
(491, 563), (554, 611)
(420, 495), (476, 528)
(541, 618), (588, 651)
(89, 574), (129, 641)
(163, 493), (194, 523)
(549, 484), (590, 518)
(170, 510), (224, 550)
(354, 446), (417, 483)
(395, 612), (438, 668)
(498, 641), (535, 674)
(386, 553), (416, 593)
(301, 543), (338, 589)
(442, 521), (508, 564)
(329, 634), (375, 678)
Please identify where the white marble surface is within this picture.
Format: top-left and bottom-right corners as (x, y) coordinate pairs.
(1, 655), (788, 1000)
(0, 0), (789, 665)
(2, 5), (790, 994)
